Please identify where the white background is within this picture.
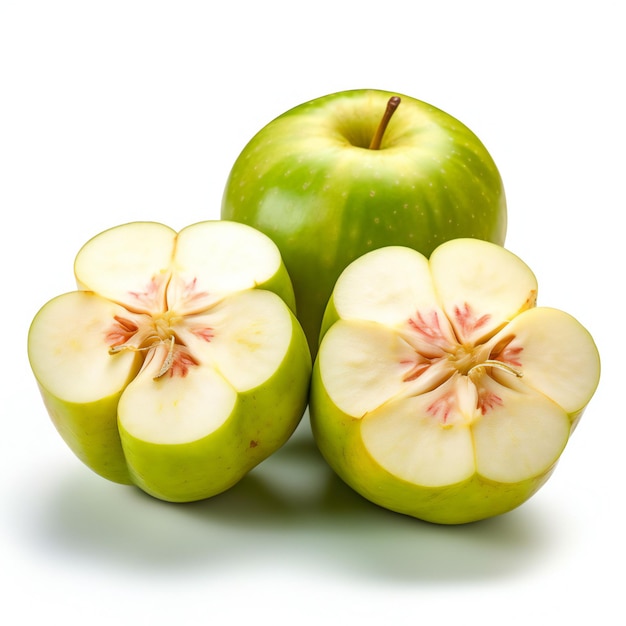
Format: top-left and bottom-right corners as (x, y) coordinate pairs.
(1, 1), (623, 624)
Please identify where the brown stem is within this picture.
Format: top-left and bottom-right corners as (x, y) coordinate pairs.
(368, 96), (401, 150)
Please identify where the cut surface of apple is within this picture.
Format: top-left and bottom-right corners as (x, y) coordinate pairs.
(310, 239), (600, 524)
(28, 220), (311, 502)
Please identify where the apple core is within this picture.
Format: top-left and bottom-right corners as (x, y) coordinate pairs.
(104, 276), (214, 381)
(399, 305), (526, 427)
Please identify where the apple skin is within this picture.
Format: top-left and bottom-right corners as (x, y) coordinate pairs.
(39, 382), (136, 486)
(309, 359), (558, 525)
(221, 88), (507, 354)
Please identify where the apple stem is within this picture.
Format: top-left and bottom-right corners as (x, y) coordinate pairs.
(368, 96), (401, 150)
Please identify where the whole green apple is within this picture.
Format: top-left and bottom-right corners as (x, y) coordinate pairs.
(309, 239), (601, 524)
(221, 89), (507, 355)
(28, 220), (311, 502)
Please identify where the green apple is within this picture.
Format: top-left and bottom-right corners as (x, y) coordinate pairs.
(221, 88), (507, 355)
(309, 239), (600, 524)
(28, 220), (312, 502)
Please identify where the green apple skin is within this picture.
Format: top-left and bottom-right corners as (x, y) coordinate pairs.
(309, 359), (558, 525)
(38, 387), (136, 485)
(119, 314), (311, 502)
(221, 89), (507, 354)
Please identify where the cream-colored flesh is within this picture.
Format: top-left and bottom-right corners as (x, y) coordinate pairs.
(330, 245), (445, 330)
(74, 222), (177, 313)
(487, 306), (601, 414)
(119, 289), (296, 445)
(170, 220), (285, 313)
(74, 220), (286, 315)
(429, 238), (538, 344)
(317, 319), (418, 418)
(360, 391), (476, 487)
(117, 343), (238, 445)
(176, 289), (294, 393)
(317, 242), (600, 487)
(471, 375), (570, 482)
(28, 291), (141, 404)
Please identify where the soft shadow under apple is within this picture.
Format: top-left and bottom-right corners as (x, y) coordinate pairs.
(16, 419), (559, 583)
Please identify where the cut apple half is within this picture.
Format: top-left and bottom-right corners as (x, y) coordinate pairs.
(310, 239), (600, 524)
(28, 220), (311, 502)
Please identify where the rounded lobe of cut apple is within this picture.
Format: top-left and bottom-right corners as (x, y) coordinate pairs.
(429, 237), (538, 343)
(74, 222), (177, 314)
(117, 289), (294, 444)
(28, 291), (143, 405)
(74, 220), (296, 314)
(310, 238), (601, 524)
(27, 291), (143, 483)
(28, 220), (311, 502)
(116, 288), (310, 502)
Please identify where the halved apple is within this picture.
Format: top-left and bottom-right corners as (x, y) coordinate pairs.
(28, 220), (312, 502)
(310, 239), (600, 524)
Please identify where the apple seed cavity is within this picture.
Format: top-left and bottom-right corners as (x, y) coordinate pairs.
(399, 304), (525, 427)
(105, 280), (210, 381)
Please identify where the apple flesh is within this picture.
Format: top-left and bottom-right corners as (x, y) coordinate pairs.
(28, 220), (312, 502)
(309, 239), (600, 524)
(221, 88), (507, 355)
